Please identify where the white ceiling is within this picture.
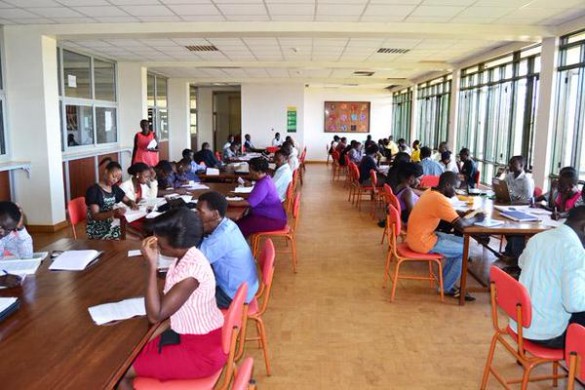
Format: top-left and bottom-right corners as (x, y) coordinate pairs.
(1, 0), (585, 87)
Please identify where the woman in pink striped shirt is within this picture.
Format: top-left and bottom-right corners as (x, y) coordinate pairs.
(119, 208), (226, 389)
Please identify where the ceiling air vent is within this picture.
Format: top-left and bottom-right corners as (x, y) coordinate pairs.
(377, 48), (410, 54)
(185, 45), (219, 52)
(353, 71), (375, 76)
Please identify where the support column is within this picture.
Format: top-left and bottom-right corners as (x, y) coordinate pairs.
(3, 28), (66, 227)
(447, 69), (461, 151)
(197, 87), (214, 150)
(409, 87), (418, 143)
(118, 62), (147, 169)
(167, 78), (190, 160)
(532, 37), (559, 188)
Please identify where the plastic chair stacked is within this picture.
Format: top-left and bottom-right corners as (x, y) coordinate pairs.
(133, 283), (249, 390)
(384, 205), (444, 302)
(480, 266), (564, 389)
(67, 197), (87, 239)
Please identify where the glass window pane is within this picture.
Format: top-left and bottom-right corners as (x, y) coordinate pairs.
(156, 77), (167, 108)
(158, 108), (168, 140)
(66, 104), (93, 146)
(96, 107), (117, 144)
(94, 59), (116, 101)
(565, 46), (582, 66)
(147, 74), (156, 107)
(0, 101), (5, 155)
(63, 50), (91, 99)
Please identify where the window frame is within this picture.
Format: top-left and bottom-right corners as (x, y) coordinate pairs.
(392, 88), (412, 142)
(415, 74), (452, 148)
(147, 73), (169, 141)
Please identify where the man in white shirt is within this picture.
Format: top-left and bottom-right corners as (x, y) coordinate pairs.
(222, 134), (234, 157)
(272, 150), (293, 202)
(272, 132), (282, 147)
(439, 151), (459, 173)
(509, 206), (585, 348)
(504, 155), (534, 203)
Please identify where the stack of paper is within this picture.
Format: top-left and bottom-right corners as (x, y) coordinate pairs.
(226, 196), (244, 201)
(146, 139), (158, 149)
(49, 250), (102, 271)
(206, 168), (220, 176)
(186, 183), (210, 190)
(0, 259), (42, 275)
(233, 186), (254, 194)
(88, 297), (146, 326)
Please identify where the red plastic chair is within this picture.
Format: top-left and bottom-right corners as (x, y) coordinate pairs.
(419, 175), (440, 188)
(251, 193), (301, 273)
(67, 197), (87, 239)
(331, 150), (341, 181)
(480, 267), (564, 389)
(384, 205), (444, 301)
(245, 239), (276, 375)
(265, 146), (279, 154)
(533, 187), (543, 198)
(566, 323), (585, 390)
(473, 170), (481, 187)
(215, 151), (222, 161)
(232, 357), (254, 390)
(134, 283), (249, 390)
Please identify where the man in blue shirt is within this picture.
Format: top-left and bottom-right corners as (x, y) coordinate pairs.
(419, 146), (444, 176)
(509, 206), (585, 348)
(197, 191), (259, 308)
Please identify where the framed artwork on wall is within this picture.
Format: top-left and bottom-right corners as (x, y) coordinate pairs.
(324, 101), (370, 133)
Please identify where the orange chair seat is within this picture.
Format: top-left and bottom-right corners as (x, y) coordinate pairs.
(255, 225), (291, 236)
(247, 297), (259, 316)
(396, 243), (442, 260)
(506, 326), (565, 360)
(133, 369), (222, 390)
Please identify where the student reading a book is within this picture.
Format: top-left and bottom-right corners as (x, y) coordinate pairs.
(197, 191), (259, 308)
(230, 157), (287, 237)
(0, 201), (32, 261)
(537, 167), (583, 219)
(119, 163), (158, 203)
(85, 159), (138, 240)
(118, 208), (226, 389)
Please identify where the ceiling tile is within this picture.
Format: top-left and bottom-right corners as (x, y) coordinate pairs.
(5, 0), (59, 6)
(73, 6), (130, 17)
(0, 1), (13, 8)
(410, 5), (464, 17)
(28, 6), (85, 17)
(119, 5), (175, 16)
(52, 17), (97, 23)
(180, 14), (225, 21)
(171, 38), (211, 45)
(167, 4), (220, 15)
(456, 6), (511, 18)
(404, 15), (452, 22)
(94, 16), (140, 22)
(270, 14), (314, 21)
(216, 3), (267, 15)
(140, 38), (180, 47)
(362, 4), (416, 17)
(316, 3), (365, 16)
(0, 8), (39, 18)
(58, 0), (111, 5)
(267, 3), (314, 15)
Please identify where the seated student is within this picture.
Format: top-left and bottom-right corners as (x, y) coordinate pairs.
(385, 152), (412, 192)
(504, 155), (534, 203)
(272, 132), (283, 147)
(439, 151), (459, 174)
(0, 201), (33, 261)
(155, 160), (186, 189)
(119, 163), (158, 203)
(119, 209), (226, 389)
(406, 171), (485, 301)
(419, 146), (444, 176)
(193, 142), (221, 169)
(223, 143), (238, 162)
(197, 192), (259, 309)
(458, 148), (478, 189)
(386, 136), (399, 156)
(281, 141), (299, 171)
(243, 134), (260, 153)
(222, 134), (234, 157)
(509, 206), (585, 349)
(230, 157), (287, 237)
(359, 143), (383, 186)
(543, 167), (583, 219)
(86, 159), (138, 240)
(397, 138), (411, 154)
(182, 148), (204, 174)
(177, 158), (200, 183)
(348, 141), (363, 163)
(329, 135), (340, 154)
(434, 141), (450, 161)
(272, 149), (293, 202)
(410, 140), (421, 162)
(338, 140), (354, 167)
(394, 163), (423, 224)
(335, 137), (347, 153)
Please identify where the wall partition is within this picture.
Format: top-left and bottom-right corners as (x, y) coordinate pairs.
(391, 88), (412, 141)
(147, 73), (169, 160)
(457, 46), (540, 183)
(416, 75), (451, 148)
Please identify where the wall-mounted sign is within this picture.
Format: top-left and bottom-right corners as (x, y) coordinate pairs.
(287, 106), (297, 133)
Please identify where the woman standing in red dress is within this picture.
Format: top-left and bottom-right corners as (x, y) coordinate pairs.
(132, 119), (159, 167)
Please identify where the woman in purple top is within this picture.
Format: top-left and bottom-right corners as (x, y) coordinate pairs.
(395, 162), (423, 225)
(230, 157), (287, 237)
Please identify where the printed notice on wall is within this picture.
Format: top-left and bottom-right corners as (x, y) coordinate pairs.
(287, 106), (297, 133)
(67, 74), (77, 88)
(105, 111), (113, 132)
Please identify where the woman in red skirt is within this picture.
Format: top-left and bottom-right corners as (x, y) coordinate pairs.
(132, 119), (159, 167)
(118, 208), (226, 389)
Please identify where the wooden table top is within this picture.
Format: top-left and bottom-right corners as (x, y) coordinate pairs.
(0, 239), (157, 390)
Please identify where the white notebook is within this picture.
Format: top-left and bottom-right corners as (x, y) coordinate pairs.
(0, 259), (42, 275)
(233, 186), (254, 194)
(88, 297), (146, 326)
(0, 297), (18, 314)
(49, 250), (102, 271)
(122, 207), (147, 223)
(206, 168), (220, 176)
(2, 251), (49, 261)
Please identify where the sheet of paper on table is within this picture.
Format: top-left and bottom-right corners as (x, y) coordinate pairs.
(122, 207), (148, 223)
(233, 186), (254, 194)
(0, 259), (42, 275)
(49, 250), (102, 271)
(88, 297), (146, 326)
(206, 168), (220, 176)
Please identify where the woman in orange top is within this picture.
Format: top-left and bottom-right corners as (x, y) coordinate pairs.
(132, 119), (159, 167)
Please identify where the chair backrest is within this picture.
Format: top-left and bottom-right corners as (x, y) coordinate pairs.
(489, 266), (532, 328)
(419, 175), (439, 188)
(223, 282), (248, 354)
(369, 169), (378, 187)
(533, 186), (543, 198)
(257, 239), (276, 315)
(231, 357), (254, 390)
(285, 181), (294, 213)
(566, 323), (585, 388)
(215, 151), (222, 161)
(67, 197), (87, 239)
(266, 146), (279, 154)
(387, 204), (402, 239)
(292, 193), (301, 231)
(352, 164), (360, 182)
(473, 170), (481, 186)
(331, 150), (340, 162)
(387, 192), (401, 216)
(383, 183), (394, 197)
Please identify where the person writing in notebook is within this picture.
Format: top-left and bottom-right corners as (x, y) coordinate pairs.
(119, 163), (158, 204)
(0, 202), (31, 288)
(118, 208), (226, 389)
(406, 171), (485, 301)
(85, 158), (138, 240)
(197, 191), (259, 309)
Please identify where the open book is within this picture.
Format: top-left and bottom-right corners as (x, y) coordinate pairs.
(0, 259), (42, 275)
(88, 297), (146, 326)
(0, 297), (19, 323)
(49, 250), (102, 271)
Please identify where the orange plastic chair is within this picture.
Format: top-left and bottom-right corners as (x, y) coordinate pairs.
(215, 151), (222, 161)
(480, 267), (564, 389)
(473, 170), (481, 187)
(384, 205), (444, 302)
(533, 186), (543, 198)
(67, 197), (87, 239)
(251, 193), (301, 272)
(331, 150), (341, 181)
(133, 283), (249, 390)
(265, 146), (279, 154)
(284, 181), (295, 214)
(566, 323), (585, 390)
(232, 357), (255, 390)
(419, 175), (440, 188)
(245, 239), (276, 375)
(353, 166), (378, 212)
(380, 190), (402, 245)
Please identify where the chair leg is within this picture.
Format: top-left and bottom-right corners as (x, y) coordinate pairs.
(253, 317), (271, 376)
(290, 236), (298, 273)
(552, 361), (558, 387)
(428, 262), (434, 287)
(521, 363), (535, 390)
(383, 249), (392, 289)
(480, 333), (500, 389)
(380, 225), (387, 245)
(390, 260), (402, 302)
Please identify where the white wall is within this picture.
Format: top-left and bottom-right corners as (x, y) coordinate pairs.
(168, 78), (190, 160)
(118, 62), (147, 170)
(241, 83), (305, 149)
(303, 87), (393, 161)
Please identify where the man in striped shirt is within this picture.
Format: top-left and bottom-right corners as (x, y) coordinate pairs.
(509, 206), (585, 348)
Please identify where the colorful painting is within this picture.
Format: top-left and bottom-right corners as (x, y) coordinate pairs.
(324, 101), (370, 133)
